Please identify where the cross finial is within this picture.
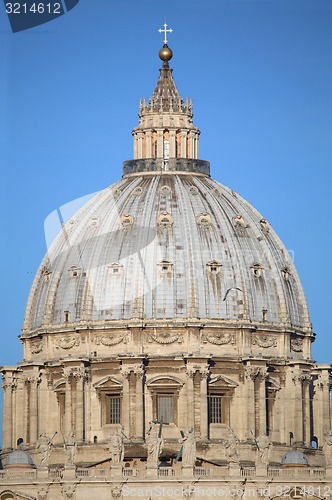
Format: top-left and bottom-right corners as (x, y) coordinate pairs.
(158, 23), (173, 45)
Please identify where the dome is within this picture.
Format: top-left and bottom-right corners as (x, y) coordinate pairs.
(4, 450), (35, 468)
(281, 450), (309, 466)
(23, 172), (310, 332)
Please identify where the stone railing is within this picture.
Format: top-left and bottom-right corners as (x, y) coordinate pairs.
(0, 466), (327, 481)
(267, 467), (326, 478)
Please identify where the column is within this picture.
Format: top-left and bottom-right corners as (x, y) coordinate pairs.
(135, 366), (144, 441)
(257, 371), (267, 436)
(194, 134), (199, 159)
(292, 372), (304, 444)
(245, 367), (257, 437)
(30, 377), (39, 444)
(156, 130), (163, 158)
(121, 367), (131, 439)
(186, 367), (195, 429)
(64, 370), (73, 438)
(145, 130), (152, 158)
(199, 368), (209, 440)
(302, 375), (311, 446)
(188, 131), (195, 159)
(2, 380), (13, 449)
(180, 130), (187, 158)
(137, 131), (143, 158)
(169, 130), (176, 158)
(133, 134), (138, 159)
(75, 369), (85, 443)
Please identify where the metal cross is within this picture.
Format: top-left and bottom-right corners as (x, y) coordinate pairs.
(158, 23), (173, 45)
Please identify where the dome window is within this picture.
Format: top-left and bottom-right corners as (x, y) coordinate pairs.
(113, 188), (121, 199)
(213, 188), (222, 198)
(281, 267), (291, 281)
(207, 260), (222, 274)
(232, 214), (247, 231)
(159, 260), (173, 273)
(188, 186), (198, 195)
(42, 268), (52, 282)
(157, 212), (173, 228)
(64, 310), (69, 322)
(69, 266), (80, 279)
(121, 214), (134, 229)
(133, 186), (143, 196)
(196, 212), (212, 227)
(159, 185), (171, 196)
(251, 263), (263, 278)
(109, 263), (123, 275)
(260, 218), (270, 232)
(88, 216), (100, 228)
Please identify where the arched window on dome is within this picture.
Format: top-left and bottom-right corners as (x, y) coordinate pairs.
(207, 261), (222, 275)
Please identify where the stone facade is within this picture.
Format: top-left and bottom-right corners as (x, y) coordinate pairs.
(1, 36), (332, 500)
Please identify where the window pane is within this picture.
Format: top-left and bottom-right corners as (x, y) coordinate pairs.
(109, 397), (121, 424)
(209, 396), (222, 423)
(157, 396), (174, 424)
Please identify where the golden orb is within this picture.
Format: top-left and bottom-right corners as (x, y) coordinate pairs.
(159, 45), (173, 62)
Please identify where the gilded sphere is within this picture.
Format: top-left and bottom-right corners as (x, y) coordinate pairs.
(159, 46), (173, 62)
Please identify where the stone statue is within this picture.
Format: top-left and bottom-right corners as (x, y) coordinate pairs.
(146, 421), (164, 465)
(35, 432), (53, 464)
(108, 427), (124, 465)
(222, 428), (240, 464)
(181, 428), (196, 466)
(256, 434), (272, 465)
(64, 432), (77, 465)
(323, 431), (332, 467)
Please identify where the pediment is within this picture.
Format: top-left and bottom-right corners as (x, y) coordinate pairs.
(209, 375), (237, 388)
(93, 376), (122, 389)
(147, 375), (183, 387)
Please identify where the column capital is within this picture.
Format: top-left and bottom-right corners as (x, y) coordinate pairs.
(245, 366), (267, 381)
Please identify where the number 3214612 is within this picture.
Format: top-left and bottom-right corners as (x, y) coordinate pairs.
(6, 3), (62, 14)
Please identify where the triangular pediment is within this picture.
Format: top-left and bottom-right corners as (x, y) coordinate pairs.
(209, 375), (237, 388)
(93, 376), (122, 389)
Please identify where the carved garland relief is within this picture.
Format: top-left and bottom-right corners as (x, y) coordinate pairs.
(95, 333), (129, 346)
(252, 335), (277, 348)
(148, 331), (183, 344)
(55, 335), (80, 350)
(202, 332), (235, 345)
(31, 338), (44, 353)
(290, 338), (303, 352)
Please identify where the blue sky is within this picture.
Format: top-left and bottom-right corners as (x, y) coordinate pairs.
(0, 0), (331, 441)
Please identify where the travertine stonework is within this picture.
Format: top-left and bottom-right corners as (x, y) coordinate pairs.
(1, 39), (331, 500)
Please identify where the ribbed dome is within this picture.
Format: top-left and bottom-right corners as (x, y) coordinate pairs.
(23, 172), (311, 333)
(5, 450), (35, 467)
(281, 450), (308, 466)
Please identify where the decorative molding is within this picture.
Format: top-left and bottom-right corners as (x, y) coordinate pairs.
(95, 332), (129, 346)
(252, 334), (277, 349)
(55, 335), (80, 350)
(245, 366), (267, 381)
(148, 331), (183, 344)
(290, 338), (303, 352)
(31, 338), (44, 354)
(202, 332), (235, 345)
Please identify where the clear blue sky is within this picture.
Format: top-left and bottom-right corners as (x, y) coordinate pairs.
(0, 0), (331, 441)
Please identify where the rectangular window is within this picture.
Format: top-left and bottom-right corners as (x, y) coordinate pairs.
(157, 395), (174, 424)
(209, 395), (223, 423)
(108, 396), (121, 424)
